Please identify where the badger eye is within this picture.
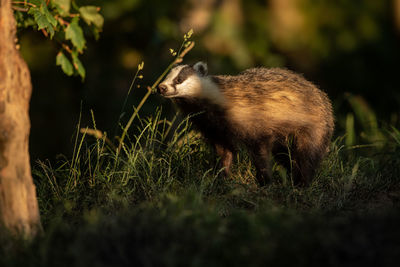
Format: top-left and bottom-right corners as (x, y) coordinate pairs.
(175, 77), (183, 84)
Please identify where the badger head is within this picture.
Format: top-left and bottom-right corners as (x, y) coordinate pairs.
(158, 62), (209, 99)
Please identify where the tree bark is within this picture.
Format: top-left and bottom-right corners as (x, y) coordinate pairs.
(0, 0), (42, 237)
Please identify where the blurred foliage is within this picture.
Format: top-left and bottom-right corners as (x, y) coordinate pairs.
(345, 93), (385, 147)
(12, 0), (400, 159)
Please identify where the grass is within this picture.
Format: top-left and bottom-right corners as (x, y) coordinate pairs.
(1, 107), (399, 266)
(2, 34), (400, 266)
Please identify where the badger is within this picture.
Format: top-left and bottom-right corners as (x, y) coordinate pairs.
(158, 62), (334, 186)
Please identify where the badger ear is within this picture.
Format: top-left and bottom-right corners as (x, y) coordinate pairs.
(193, 62), (208, 76)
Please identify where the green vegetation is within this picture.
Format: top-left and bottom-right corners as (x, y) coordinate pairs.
(2, 46), (400, 264)
(14, 0), (104, 80)
(2, 112), (400, 266)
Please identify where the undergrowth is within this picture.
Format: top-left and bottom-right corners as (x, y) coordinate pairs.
(3, 111), (400, 267)
(33, 112), (400, 227)
(2, 32), (400, 266)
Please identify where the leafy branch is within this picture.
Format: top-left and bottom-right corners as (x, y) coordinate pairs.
(13, 0), (104, 80)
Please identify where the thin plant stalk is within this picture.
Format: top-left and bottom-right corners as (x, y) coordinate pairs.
(115, 41), (195, 160)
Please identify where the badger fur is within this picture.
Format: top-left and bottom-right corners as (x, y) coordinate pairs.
(158, 62), (334, 186)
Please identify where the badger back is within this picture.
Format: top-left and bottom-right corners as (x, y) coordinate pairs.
(212, 68), (334, 141)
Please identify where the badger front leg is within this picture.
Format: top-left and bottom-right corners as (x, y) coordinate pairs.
(215, 143), (234, 176)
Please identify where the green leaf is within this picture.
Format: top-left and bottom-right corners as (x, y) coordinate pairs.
(56, 52), (74, 76)
(72, 52), (86, 80)
(65, 18), (86, 52)
(41, 3), (57, 27)
(28, 7), (47, 30)
(53, 0), (71, 16)
(79, 6), (104, 29)
(92, 27), (100, 40)
(28, 6), (55, 38)
(27, 0), (57, 38)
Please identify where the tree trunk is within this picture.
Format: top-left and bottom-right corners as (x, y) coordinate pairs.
(0, 0), (42, 237)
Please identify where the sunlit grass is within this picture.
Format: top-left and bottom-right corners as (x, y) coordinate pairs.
(9, 110), (400, 266)
(32, 104), (400, 223)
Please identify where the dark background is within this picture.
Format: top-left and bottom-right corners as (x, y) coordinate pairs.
(18, 0), (400, 160)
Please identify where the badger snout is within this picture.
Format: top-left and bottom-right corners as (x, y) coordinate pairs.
(158, 83), (168, 95)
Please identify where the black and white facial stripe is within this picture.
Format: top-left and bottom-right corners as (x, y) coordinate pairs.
(158, 61), (224, 105)
(158, 62), (206, 98)
(173, 65), (196, 85)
